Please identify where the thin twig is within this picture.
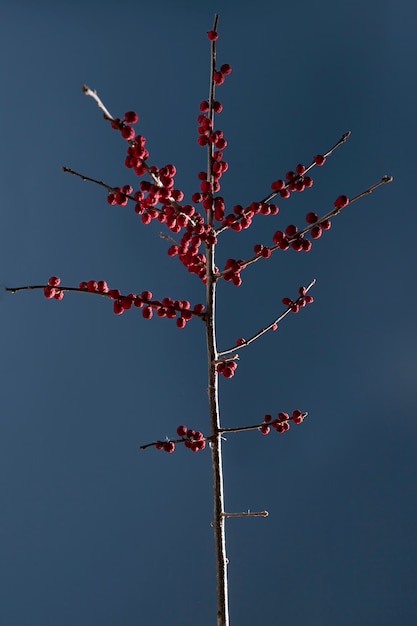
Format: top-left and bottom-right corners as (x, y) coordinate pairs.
(218, 279), (316, 357)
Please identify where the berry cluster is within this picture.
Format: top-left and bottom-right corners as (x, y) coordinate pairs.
(43, 277), (205, 328)
(216, 359), (238, 378)
(155, 425), (207, 453)
(259, 410), (306, 435)
(282, 286), (314, 313)
(43, 276), (64, 300)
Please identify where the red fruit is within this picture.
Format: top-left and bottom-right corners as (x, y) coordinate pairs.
(282, 297), (292, 306)
(163, 441), (175, 453)
(271, 179), (285, 191)
(213, 101), (223, 113)
(142, 306), (153, 319)
(220, 63), (232, 75)
(280, 189), (291, 199)
(314, 154), (326, 166)
(155, 441), (164, 450)
(321, 219), (332, 230)
(292, 409), (304, 425)
(291, 239), (303, 252)
(97, 280), (108, 293)
(200, 180), (212, 193)
(207, 30), (218, 41)
(176, 425), (187, 437)
(264, 414), (272, 423)
(121, 125), (135, 140)
(236, 338), (245, 345)
(285, 224), (298, 237)
(140, 290), (152, 300)
(53, 290), (64, 301)
(113, 301), (124, 315)
(44, 286), (55, 299)
(334, 195), (349, 209)
(306, 211), (318, 224)
(259, 424), (270, 435)
(296, 163), (306, 175)
(223, 366), (234, 378)
(304, 176), (313, 187)
(213, 71), (224, 85)
(87, 280), (98, 292)
(199, 100), (209, 112)
(176, 318), (187, 328)
(272, 230), (284, 244)
(48, 276), (60, 287)
(311, 225), (322, 239)
(124, 111), (138, 124)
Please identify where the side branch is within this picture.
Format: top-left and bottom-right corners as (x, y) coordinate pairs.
(216, 176), (393, 281)
(218, 279), (315, 357)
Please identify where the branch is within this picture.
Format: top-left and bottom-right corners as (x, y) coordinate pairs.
(215, 176), (393, 281)
(218, 280), (315, 357)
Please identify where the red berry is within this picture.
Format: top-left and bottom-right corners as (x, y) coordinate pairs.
(334, 195), (349, 209)
(87, 280), (98, 292)
(113, 301), (124, 315)
(163, 441), (175, 453)
(213, 71), (224, 85)
(207, 30), (218, 41)
(176, 425), (187, 437)
(296, 163), (306, 175)
(314, 154), (326, 166)
(142, 306), (153, 319)
(259, 424), (270, 435)
(124, 111), (138, 124)
(306, 212), (318, 224)
(220, 63), (232, 75)
(199, 100), (209, 112)
(285, 224), (298, 237)
(311, 225), (322, 239)
(53, 290), (64, 301)
(97, 280), (108, 293)
(48, 276), (60, 287)
(121, 125), (135, 140)
(43, 286), (55, 298)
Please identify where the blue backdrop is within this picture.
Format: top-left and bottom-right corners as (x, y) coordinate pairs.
(1, 1), (416, 625)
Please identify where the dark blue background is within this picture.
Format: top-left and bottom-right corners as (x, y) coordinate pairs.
(1, 1), (416, 625)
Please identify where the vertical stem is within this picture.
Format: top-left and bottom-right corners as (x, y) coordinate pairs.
(206, 255), (229, 626)
(205, 14), (229, 625)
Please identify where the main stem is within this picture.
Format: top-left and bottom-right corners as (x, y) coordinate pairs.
(206, 245), (229, 626)
(204, 15), (228, 626)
